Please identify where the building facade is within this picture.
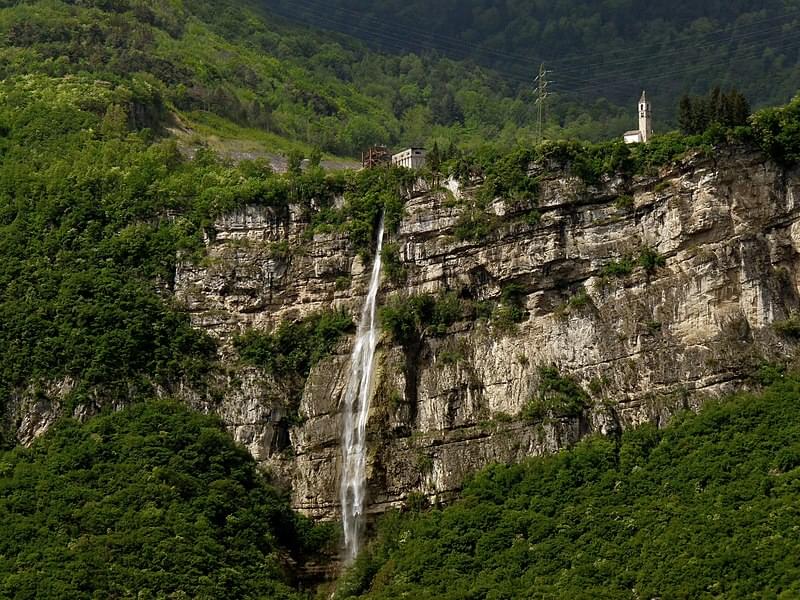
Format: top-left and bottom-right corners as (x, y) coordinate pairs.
(391, 147), (426, 169)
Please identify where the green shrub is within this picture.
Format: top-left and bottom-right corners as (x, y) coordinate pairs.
(380, 292), (464, 345)
(773, 314), (800, 338)
(522, 366), (591, 421)
(750, 95), (800, 166)
(537, 140), (605, 183)
(638, 246), (667, 273)
(311, 167), (415, 255)
(618, 422), (662, 472)
(568, 290), (590, 310)
(601, 256), (635, 278)
(470, 300), (497, 321)
(645, 320), (663, 333)
(587, 377), (606, 396)
(432, 293), (463, 334)
(437, 348), (465, 366)
(381, 242), (407, 284)
(753, 362), (788, 386)
(492, 305), (525, 333)
(490, 284), (529, 332)
(476, 147), (539, 202)
(654, 181), (672, 193)
(524, 209), (542, 226)
(774, 443), (800, 473)
(416, 453), (434, 473)
(379, 299), (425, 347)
(235, 310), (353, 379)
(454, 209), (494, 241)
(614, 194), (634, 211)
(404, 492), (431, 513)
(556, 290), (592, 319)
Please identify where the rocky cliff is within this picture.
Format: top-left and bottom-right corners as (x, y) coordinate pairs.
(175, 146), (797, 518)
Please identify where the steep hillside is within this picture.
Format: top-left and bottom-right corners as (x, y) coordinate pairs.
(261, 0), (800, 124)
(0, 401), (334, 599)
(0, 0), (576, 153)
(0, 0), (542, 442)
(3, 1), (800, 596)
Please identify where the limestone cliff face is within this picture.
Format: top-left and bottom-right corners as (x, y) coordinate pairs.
(174, 146), (799, 518)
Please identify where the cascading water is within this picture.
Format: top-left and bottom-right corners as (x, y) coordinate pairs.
(339, 216), (385, 562)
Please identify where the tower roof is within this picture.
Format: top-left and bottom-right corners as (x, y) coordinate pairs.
(640, 90), (647, 103)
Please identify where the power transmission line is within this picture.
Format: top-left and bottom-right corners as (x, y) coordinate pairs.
(554, 33), (800, 98)
(259, 0), (800, 118)
(265, 0), (800, 80)
(266, 0), (800, 102)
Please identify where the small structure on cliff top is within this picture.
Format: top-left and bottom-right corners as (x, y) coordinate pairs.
(391, 146), (426, 169)
(361, 146), (390, 168)
(624, 91), (653, 144)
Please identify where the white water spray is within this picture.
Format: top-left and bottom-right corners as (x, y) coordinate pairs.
(339, 217), (385, 562)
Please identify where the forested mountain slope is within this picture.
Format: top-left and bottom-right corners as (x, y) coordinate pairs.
(0, 0), (642, 447)
(0, 401), (334, 599)
(337, 377), (800, 599)
(0, 0), (587, 153)
(260, 0), (800, 126)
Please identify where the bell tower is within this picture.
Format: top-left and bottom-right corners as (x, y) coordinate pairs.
(638, 91), (653, 143)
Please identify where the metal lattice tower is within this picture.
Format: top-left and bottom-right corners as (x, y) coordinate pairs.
(534, 63), (551, 144)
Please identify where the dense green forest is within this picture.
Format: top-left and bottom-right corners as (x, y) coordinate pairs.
(260, 0), (800, 125)
(336, 376), (800, 599)
(0, 0), (626, 153)
(5, 0), (795, 151)
(5, 373), (796, 599)
(0, 400), (334, 598)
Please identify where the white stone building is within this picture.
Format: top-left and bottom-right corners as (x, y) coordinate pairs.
(623, 91), (653, 144)
(391, 147), (426, 169)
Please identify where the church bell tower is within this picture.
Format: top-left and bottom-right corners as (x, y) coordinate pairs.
(638, 91), (652, 143)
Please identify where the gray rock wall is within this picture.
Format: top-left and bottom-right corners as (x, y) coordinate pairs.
(174, 147), (800, 518)
(10, 146), (799, 521)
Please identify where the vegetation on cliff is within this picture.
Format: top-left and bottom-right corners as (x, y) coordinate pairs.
(337, 376), (800, 599)
(0, 69), (413, 438)
(447, 91), (800, 190)
(235, 310), (354, 381)
(3, 59), (799, 437)
(309, 165), (417, 256)
(0, 401), (334, 599)
(0, 74), (353, 434)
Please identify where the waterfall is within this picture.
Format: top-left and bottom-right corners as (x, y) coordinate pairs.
(339, 216), (385, 562)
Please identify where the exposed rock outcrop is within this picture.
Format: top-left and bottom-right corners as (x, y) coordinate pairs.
(175, 146), (800, 518)
(12, 146), (800, 521)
